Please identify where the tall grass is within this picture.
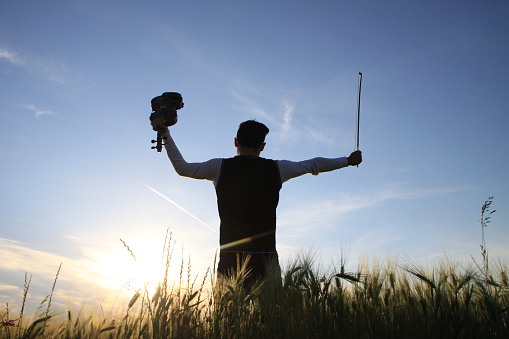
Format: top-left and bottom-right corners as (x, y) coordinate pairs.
(2, 250), (508, 338)
(2, 200), (508, 338)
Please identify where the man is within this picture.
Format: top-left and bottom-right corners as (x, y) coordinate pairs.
(155, 119), (362, 287)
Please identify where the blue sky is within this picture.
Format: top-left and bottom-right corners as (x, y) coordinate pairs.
(1, 0), (508, 312)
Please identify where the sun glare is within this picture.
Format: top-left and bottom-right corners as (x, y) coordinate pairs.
(89, 236), (185, 297)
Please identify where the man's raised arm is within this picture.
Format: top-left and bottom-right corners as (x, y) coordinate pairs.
(162, 129), (222, 183)
(277, 150), (362, 183)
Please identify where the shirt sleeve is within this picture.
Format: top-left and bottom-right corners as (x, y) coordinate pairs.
(276, 157), (350, 183)
(163, 130), (223, 184)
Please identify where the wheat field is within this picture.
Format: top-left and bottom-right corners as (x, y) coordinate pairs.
(2, 200), (507, 338)
(2, 244), (508, 338)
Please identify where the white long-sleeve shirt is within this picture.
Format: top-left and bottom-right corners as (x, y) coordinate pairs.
(163, 130), (350, 185)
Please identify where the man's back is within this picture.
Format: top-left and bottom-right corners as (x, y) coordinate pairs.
(216, 155), (282, 254)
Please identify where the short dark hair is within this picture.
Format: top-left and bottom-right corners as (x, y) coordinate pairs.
(236, 120), (269, 148)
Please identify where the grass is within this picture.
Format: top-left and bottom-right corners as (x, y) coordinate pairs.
(2, 251), (508, 338)
(2, 199), (508, 338)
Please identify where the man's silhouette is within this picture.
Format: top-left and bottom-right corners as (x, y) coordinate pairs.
(155, 119), (362, 287)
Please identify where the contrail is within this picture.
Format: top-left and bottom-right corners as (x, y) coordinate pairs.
(144, 184), (218, 234)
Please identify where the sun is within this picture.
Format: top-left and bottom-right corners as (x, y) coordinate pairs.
(89, 235), (185, 298)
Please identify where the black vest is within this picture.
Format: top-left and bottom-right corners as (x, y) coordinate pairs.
(216, 156), (282, 253)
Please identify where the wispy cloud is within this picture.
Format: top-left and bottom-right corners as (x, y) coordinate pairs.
(371, 183), (461, 201)
(21, 103), (57, 118)
(230, 82), (341, 147)
(0, 239), (66, 274)
(278, 195), (372, 235)
(0, 48), (25, 66)
(278, 183), (463, 236)
(351, 228), (404, 249)
(230, 84), (276, 124)
(0, 47), (71, 84)
(230, 84), (302, 143)
(0, 236), (158, 312)
(280, 100), (295, 142)
(277, 184), (472, 268)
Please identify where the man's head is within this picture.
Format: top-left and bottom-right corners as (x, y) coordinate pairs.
(235, 120), (269, 155)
